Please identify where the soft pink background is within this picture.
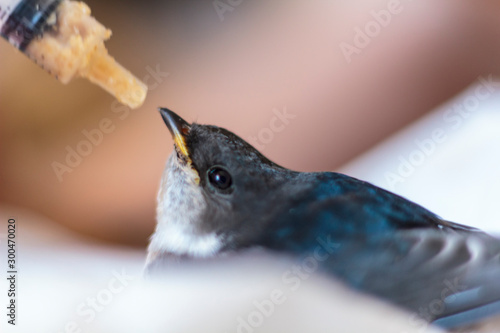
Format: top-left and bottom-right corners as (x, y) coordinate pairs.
(1, 0), (500, 245)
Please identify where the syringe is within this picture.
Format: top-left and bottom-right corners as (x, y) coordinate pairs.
(0, 0), (147, 109)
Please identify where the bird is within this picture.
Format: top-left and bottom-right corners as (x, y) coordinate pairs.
(146, 107), (500, 330)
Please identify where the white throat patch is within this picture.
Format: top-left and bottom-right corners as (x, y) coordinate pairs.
(148, 153), (222, 259)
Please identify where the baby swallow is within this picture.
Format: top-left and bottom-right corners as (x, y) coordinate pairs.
(147, 108), (500, 329)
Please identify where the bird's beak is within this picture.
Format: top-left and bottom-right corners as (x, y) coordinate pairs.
(159, 107), (191, 159)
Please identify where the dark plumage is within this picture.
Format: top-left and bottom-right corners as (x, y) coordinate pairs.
(147, 108), (500, 330)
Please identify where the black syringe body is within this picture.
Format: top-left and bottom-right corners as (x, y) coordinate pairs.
(1, 0), (61, 51)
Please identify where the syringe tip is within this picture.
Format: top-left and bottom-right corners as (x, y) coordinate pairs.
(83, 45), (148, 109)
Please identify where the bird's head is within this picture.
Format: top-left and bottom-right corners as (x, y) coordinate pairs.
(148, 108), (300, 260)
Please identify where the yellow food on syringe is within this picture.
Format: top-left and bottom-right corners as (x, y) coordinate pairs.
(1, 0), (147, 109)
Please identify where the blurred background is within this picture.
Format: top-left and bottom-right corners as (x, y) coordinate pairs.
(2, 0), (500, 247)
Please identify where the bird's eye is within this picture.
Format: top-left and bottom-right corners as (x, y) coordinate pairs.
(207, 167), (233, 191)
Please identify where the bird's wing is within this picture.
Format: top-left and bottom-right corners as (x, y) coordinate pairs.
(349, 230), (500, 325)
(259, 195), (500, 327)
